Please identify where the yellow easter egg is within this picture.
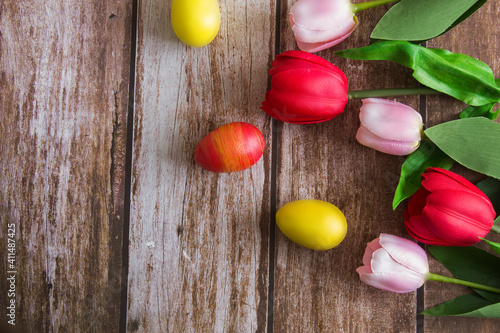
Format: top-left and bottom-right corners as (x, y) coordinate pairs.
(276, 199), (347, 250)
(171, 0), (221, 47)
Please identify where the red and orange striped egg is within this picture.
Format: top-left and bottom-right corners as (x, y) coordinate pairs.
(194, 122), (265, 173)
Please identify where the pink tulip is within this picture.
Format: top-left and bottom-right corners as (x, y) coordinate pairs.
(289, 0), (358, 53)
(356, 234), (429, 293)
(356, 98), (423, 156)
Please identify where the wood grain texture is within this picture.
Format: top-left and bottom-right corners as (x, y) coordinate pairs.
(2, 0), (499, 331)
(0, 0), (133, 331)
(126, 0), (275, 331)
(424, 1), (500, 332)
(272, 1), (419, 332)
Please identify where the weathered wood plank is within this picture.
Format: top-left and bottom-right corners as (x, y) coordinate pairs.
(0, 0), (133, 331)
(272, 1), (418, 332)
(424, 1), (500, 331)
(126, 0), (275, 331)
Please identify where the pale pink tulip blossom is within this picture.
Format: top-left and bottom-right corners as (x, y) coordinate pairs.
(356, 233), (429, 293)
(356, 98), (423, 156)
(289, 0), (358, 53)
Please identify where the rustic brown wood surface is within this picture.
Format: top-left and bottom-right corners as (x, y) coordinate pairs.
(1, 0), (499, 332)
(126, 0), (274, 331)
(0, 0), (134, 332)
(272, 2), (418, 332)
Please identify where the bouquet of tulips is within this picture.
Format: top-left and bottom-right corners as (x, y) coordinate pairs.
(260, 0), (500, 318)
(190, 0), (500, 319)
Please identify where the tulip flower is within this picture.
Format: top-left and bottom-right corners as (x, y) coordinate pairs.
(358, 234), (500, 294)
(356, 233), (429, 293)
(260, 51), (440, 125)
(289, 0), (358, 53)
(260, 50), (348, 124)
(290, 0), (399, 53)
(356, 98), (423, 156)
(404, 168), (496, 246)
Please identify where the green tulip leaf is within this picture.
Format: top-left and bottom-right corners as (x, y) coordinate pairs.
(428, 246), (500, 285)
(392, 140), (454, 209)
(428, 246), (500, 303)
(335, 41), (500, 106)
(391, 102), (497, 210)
(492, 218), (500, 234)
(424, 118), (500, 179)
(422, 293), (500, 318)
(476, 177), (500, 216)
(371, 0), (485, 41)
(481, 238), (500, 257)
(477, 176), (500, 232)
(459, 103), (499, 120)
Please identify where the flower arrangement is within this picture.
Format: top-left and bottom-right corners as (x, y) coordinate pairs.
(189, 0), (500, 319)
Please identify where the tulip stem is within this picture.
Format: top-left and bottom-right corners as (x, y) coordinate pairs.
(428, 273), (500, 294)
(348, 87), (441, 100)
(352, 0), (400, 14)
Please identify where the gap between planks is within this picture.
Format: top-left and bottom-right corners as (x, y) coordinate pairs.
(120, 0), (140, 331)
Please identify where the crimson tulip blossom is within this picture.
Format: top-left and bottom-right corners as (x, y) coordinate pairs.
(357, 233), (429, 293)
(404, 168), (496, 246)
(356, 98), (423, 156)
(289, 0), (358, 53)
(260, 50), (348, 124)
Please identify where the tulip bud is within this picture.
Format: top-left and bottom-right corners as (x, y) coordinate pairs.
(194, 122), (265, 173)
(260, 50), (348, 124)
(356, 98), (423, 156)
(404, 168), (496, 246)
(289, 0), (358, 53)
(356, 234), (429, 293)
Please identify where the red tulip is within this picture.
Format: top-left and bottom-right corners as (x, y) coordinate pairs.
(260, 50), (348, 124)
(404, 168), (496, 246)
(194, 122), (265, 173)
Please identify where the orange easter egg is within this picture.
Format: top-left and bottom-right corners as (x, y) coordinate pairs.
(194, 122), (265, 173)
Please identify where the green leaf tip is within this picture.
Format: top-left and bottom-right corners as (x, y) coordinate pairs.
(371, 0), (486, 42)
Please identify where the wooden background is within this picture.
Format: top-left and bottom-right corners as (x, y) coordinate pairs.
(1, 0), (499, 332)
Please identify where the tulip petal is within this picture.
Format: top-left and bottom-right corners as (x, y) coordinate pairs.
(356, 265), (373, 275)
(423, 168), (491, 202)
(371, 248), (427, 283)
(265, 68), (348, 123)
(358, 272), (424, 293)
(272, 68), (347, 98)
(290, 0), (355, 37)
(260, 91), (291, 123)
(296, 35), (354, 54)
(290, 0), (358, 52)
(356, 126), (420, 156)
(406, 187), (429, 218)
(422, 190), (495, 246)
(404, 215), (454, 246)
(362, 238), (382, 266)
(359, 98), (423, 142)
(270, 50), (348, 78)
(261, 50), (350, 124)
(379, 233), (429, 275)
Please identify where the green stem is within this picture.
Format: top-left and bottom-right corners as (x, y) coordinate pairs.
(491, 223), (500, 235)
(428, 273), (500, 294)
(352, 0), (399, 14)
(348, 87), (441, 100)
